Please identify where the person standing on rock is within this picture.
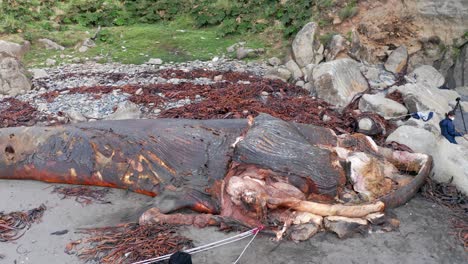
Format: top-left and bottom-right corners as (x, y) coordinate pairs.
(439, 111), (465, 144)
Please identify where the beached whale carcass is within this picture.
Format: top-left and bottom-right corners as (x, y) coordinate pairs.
(0, 114), (432, 237)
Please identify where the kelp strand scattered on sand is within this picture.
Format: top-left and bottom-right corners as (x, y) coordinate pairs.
(0, 205), (46, 242)
(51, 186), (111, 205)
(422, 177), (467, 250)
(66, 223), (192, 263)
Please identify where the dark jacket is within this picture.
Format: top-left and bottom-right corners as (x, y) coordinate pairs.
(439, 118), (463, 144)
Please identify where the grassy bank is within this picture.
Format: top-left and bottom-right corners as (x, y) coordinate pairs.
(1, 20), (287, 67)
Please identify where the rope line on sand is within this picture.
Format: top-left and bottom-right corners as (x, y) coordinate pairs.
(130, 226), (263, 264)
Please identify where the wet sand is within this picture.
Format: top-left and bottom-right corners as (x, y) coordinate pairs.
(0, 180), (466, 264)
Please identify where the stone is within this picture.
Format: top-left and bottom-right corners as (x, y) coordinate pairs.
(326, 35), (348, 61)
(312, 58), (369, 108)
(29, 68), (49, 79)
(268, 57), (281, 66)
(65, 110), (87, 123)
(0, 52), (31, 96)
(384, 46), (408, 74)
(408, 65), (445, 87)
(295, 80), (305, 87)
(302, 64), (316, 82)
(236, 47), (257, 60)
(0, 40), (30, 59)
(107, 101), (142, 120)
(386, 125), (438, 158)
(290, 224), (320, 242)
(304, 82), (315, 95)
(264, 67), (292, 82)
(147, 58), (163, 65)
(292, 22), (319, 67)
(78, 46), (88, 53)
(324, 216), (367, 239)
(38, 38), (65, 50)
(285, 60), (303, 80)
(45, 58), (56, 66)
(396, 82), (460, 116)
(359, 93), (408, 119)
(322, 114), (331, 122)
(214, 75), (223, 82)
(135, 88), (143, 95)
(358, 117), (374, 131)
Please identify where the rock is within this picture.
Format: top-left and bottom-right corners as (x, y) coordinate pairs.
(285, 60), (303, 80)
(356, 116), (384, 136)
(324, 216), (368, 239)
(292, 22), (319, 67)
(408, 65), (445, 87)
(147, 58), (163, 65)
(456, 86), (468, 98)
(326, 35), (348, 61)
(358, 117), (374, 131)
(384, 46), (408, 74)
(0, 40), (30, 59)
(264, 67), (292, 82)
(38, 38), (65, 50)
(290, 224), (320, 242)
(45, 58), (56, 66)
(386, 125), (438, 157)
(448, 42), (468, 88)
(359, 94), (408, 119)
(107, 101), (142, 120)
(214, 75), (223, 81)
(322, 114), (331, 122)
(433, 139), (468, 194)
(135, 88), (143, 95)
(236, 47), (261, 60)
(303, 82), (316, 95)
(29, 68), (49, 79)
(302, 64), (316, 82)
(0, 52), (31, 96)
(459, 101), (468, 112)
(396, 82), (459, 115)
(360, 64), (396, 90)
(65, 110), (87, 123)
(78, 46), (88, 53)
(386, 125), (468, 194)
(312, 58), (369, 108)
(268, 57), (282, 66)
(261, 91), (269, 96)
(295, 80), (305, 87)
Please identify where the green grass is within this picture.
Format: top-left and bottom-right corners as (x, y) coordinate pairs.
(1, 20), (286, 68)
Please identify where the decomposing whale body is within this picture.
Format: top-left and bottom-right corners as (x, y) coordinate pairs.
(0, 114), (432, 238)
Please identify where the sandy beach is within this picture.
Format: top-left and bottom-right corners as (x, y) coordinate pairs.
(1, 180), (466, 264)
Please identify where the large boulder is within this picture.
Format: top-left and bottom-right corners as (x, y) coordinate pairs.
(325, 35), (348, 61)
(312, 59), (369, 108)
(0, 52), (31, 96)
(285, 60), (303, 80)
(292, 22), (319, 67)
(359, 94), (408, 119)
(384, 46), (408, 74)
(0, 40), (30, 60)
(386, 125), (468, 194)
(264, 67), (292, 82)
(395, 82), (459, 115)
(408, 65), (445, 87)
(386, 125), (438, 155)
(38, 38), (65, 50)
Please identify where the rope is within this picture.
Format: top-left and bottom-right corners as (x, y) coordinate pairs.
(232, 226), (261, 264)
(130, 226), (263, 264)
